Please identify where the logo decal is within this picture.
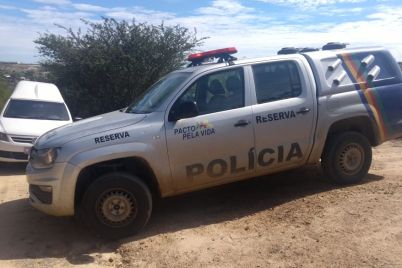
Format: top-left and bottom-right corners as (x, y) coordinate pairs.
(174, 120), (216, 140)
(185, 142), (303, 180)
(339, 53), (389, 141)
(256, 110), (296, 124)
(94, 131), (130, 144)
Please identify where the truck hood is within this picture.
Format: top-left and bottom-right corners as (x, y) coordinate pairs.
(35, 111), (146, 148)
(0, 117), (70, 137)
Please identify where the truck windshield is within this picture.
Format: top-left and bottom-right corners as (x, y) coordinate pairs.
(126, 72), (191, 114)
(3, 99), (70, 121)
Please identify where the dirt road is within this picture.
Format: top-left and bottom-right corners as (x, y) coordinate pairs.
(0, 141), (402, 267)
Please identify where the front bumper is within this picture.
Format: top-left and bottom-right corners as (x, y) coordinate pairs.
(26, 162), (81, 216)
(0, 140), (31, 162)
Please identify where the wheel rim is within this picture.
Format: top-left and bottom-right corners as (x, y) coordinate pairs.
(339, 142), (365, 175)
(96, 189), (137, 228)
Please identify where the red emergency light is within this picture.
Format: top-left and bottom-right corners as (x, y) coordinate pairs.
(187, 47), (238, 67)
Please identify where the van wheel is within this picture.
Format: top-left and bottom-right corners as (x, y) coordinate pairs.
(79, 172), (152, 239)
(322, 132), (372, 184)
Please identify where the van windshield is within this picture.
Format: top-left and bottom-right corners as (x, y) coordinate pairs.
(3, 99), (70, 121)
(126, 72), (191, 114)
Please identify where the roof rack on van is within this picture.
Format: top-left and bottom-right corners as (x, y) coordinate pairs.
(187, 47), (238, 67)
(300, 47), (319, 53)
(277, 47), (301, 55)
(277, 42), (349, 55)
(322, 42), (348, 50)
(277, 47), (319, 55)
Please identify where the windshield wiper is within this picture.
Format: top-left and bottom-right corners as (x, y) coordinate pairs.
(5, 115), (36, 119)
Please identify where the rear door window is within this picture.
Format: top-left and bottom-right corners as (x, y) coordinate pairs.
(252, 61), (302, 104)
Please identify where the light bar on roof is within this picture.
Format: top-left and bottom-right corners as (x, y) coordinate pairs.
(187, 47), (238, 61)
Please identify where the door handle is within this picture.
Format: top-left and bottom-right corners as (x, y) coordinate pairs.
(296, 107), (311, 115)
(234, 120), (250, 127)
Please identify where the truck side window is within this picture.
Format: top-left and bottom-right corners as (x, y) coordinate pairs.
(173, 68), (245, 115)
(252, 61), (302, 104)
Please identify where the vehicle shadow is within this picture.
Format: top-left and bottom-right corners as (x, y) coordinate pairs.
(0, 162), (27, 176)
(0, 166), (383, 264)
(141, 166), (383, 238)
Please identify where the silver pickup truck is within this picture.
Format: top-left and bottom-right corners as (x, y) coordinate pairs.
(26, 45), (402, 238)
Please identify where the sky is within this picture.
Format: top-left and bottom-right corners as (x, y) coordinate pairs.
(0, 0), (401, 63)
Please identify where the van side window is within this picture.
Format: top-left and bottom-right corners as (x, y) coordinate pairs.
(252, 61), (302, 104)
(173, 68), (245, 115)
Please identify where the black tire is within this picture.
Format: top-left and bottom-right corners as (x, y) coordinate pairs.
(79, 172), (152, 239)
(322, 131), (372, 184)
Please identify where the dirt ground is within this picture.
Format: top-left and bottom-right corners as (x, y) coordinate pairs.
(0, 141), (401, 268)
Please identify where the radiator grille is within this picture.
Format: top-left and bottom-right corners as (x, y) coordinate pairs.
(0, 150), (28, 160)
(10, 136), (37, 144)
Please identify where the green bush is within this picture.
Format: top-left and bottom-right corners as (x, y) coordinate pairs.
(0, 77), (12, 111)
(35, 18), (205, 117)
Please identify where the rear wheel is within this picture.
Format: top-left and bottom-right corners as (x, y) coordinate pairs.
(322, 131), (372, 184)
(79, 172), (152, 239)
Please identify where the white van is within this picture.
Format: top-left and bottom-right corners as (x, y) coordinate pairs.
(0, 81), (72, 162)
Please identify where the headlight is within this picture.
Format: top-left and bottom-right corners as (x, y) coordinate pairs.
(30, 147), (59, 169)
(0, 132), (8, 142)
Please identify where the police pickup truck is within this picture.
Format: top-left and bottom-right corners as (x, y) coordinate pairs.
(27, 44), (402, 238)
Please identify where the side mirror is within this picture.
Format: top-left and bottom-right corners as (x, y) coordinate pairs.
(74, 116), (83, 121)
(169, 101), (199, 121)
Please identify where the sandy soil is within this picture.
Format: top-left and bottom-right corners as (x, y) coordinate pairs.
(0, 140), (401, 268)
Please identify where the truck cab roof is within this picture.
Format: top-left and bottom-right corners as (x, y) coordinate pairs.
(182, 46), (389, 73)
(181, 46), (400, 95)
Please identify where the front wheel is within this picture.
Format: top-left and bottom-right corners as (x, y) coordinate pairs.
(79, 172), (152, 239)
(322, 131), (372, 184)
